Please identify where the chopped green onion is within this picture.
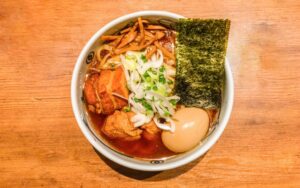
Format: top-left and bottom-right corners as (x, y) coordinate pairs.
(126, 54), (136, 61)
(141, 100), (152, 111)
(169, 99), (178, 106)
(159, 66), (165, 72)
(149, 68), (157, 75)
(143, 72), (152, 82)
(123, 106), (131, 112)
(143, 71), (150, 78)
(121, 49), (180, 129)
(159, 74), (166, 84)
(167, 80), (174, 85)
(164, 111), (171, 116)
(134, 97), (141, 102)
(141, 54), (147, 63)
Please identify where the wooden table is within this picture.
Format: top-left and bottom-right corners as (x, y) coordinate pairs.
(1, 0), (299, 187)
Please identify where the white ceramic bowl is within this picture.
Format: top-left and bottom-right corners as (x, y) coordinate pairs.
(71, 11), (234, 171)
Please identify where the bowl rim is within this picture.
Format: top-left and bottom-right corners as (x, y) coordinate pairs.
(71, 10), (234, 171)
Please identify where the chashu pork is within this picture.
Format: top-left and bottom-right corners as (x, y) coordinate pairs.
(83, 67), (128, 115)
(102, 111), (160, 141)
(102, 111), (142, 141)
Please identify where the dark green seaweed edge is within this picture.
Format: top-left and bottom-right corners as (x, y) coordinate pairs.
(174, 18), (230, 109)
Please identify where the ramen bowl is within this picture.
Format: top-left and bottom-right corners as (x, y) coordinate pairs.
(71, 10), (234, 171)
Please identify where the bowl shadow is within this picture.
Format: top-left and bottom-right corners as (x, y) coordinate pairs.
(93, 148), (207, 181)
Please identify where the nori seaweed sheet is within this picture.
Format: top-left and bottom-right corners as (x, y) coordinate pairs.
(174, 19), (230, 109)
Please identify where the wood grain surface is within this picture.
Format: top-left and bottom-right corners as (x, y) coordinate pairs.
(0, 0), (299, 187)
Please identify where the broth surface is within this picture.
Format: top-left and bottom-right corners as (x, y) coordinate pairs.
(88, 110), (175, 159)
(87, 106), (218, 159)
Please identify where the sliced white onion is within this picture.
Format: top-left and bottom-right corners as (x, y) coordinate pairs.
(166, 118), (176, 132)
(134, 85), (144, 98)
(119, 49), (179, 132)
(153, 116), (174, 132)
(137, 63), (152, 75)
(131, 113), (147, 127)
(120, 55), (131, 90)
(167, 96), (180, 100)
(111, 92), (128, 101)
(166, 67), (176, 76)
(148, 50), (163, 68)
(153, 102), (166, 118)
(129, 70), (141, 92)
(131, 113), (152, 127)
(128, 93), (145, 113)
(162, 100), (175, 115)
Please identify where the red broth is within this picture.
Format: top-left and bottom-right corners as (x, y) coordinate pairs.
(87, 110), (175, 159)
(87, 107), (219, 159)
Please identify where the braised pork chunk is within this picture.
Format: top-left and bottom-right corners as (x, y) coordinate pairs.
(84, 67), (128, 115)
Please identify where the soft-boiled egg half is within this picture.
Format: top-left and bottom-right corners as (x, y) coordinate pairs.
(162, 107), (209, 153)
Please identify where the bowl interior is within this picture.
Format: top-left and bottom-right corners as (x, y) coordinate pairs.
(71, 11), (233, 171)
